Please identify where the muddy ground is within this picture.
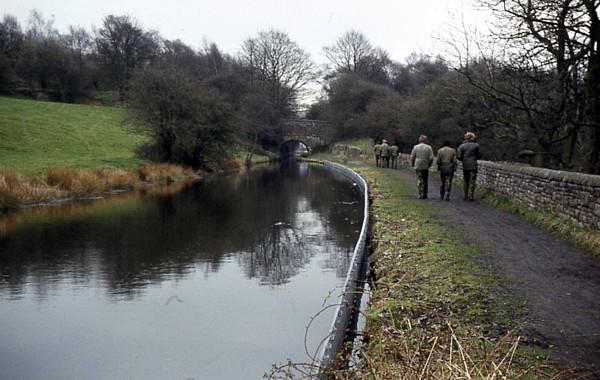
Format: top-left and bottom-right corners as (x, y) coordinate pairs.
(392, 168), (600, 375)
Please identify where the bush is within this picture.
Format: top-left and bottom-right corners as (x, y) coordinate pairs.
(128, 66), (235, 169)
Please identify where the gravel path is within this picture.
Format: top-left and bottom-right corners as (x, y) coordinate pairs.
(392, 168), (600, 374)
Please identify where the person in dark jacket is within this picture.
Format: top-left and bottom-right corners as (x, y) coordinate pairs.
(457, 132), (482, 201)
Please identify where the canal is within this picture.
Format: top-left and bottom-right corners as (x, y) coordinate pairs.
(0, 162), (363, 380)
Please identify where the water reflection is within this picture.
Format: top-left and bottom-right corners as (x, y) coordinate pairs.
(0, 161), (363, 380)
(0, 162), (361, 299)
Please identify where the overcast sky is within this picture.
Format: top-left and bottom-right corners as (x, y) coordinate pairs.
(3, 0), (490, 65)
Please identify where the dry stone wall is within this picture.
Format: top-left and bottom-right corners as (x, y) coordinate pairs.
(456, 161), (600, 229)
(398, 153), (600, 229)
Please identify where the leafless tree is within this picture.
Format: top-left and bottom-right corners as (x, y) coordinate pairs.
(62, 26), (92, 75)
(323, 30), (392, 83)
(240, 29), (316, 116)
(475, 0), (599, 170)
(442, 0), (600, 170)
(323, 30), (374, 74)
(0, 15), (23, 87)
(0, 15), (23, 57)
(95, 15), (160, 100)
(26, 10), (58, 40)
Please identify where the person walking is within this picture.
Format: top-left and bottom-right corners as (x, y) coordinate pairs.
(457, 132), (482, 201)
(380, 139), (391, 168)
(436, 141), (457, 201)
(390, 143), (399, 169)
(373, 141), (382, 167)
(410, 135), (434, 199)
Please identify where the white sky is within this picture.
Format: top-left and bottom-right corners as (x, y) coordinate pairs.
(2, 0), (490, 65)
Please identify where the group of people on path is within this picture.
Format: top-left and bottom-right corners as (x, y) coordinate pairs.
(410, 132), (482, 201)
(373, 132), (482, 201)
(373, 139), (400, 169)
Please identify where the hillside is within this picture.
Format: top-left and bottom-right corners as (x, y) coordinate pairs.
(0, 97), (146, 173)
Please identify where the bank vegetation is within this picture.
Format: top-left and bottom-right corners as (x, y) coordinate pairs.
(0, 164), (197, 209)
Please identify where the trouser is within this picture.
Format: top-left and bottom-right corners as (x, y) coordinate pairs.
(440, 171), (454, 200)
(463, 170), (478, 200)
(416, 170), (429, 199)
(375, 155), (381, 167)
(382, 156), (390, 168)
(391, 156), (397, 169)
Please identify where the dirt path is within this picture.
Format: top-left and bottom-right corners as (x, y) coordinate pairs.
(391, 167), (600, 374)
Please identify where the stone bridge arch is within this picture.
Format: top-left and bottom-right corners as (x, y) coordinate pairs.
(280, 119), (332, 154)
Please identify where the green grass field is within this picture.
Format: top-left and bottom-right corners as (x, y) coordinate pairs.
(0, 97), (147, 174)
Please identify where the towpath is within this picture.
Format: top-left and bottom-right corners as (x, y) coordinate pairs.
(388, 167), (600, 375)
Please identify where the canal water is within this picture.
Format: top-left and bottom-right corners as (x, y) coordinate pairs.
(0, 162), (363, 380)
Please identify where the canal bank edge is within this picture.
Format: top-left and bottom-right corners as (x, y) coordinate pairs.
(316, 161), (370, 373)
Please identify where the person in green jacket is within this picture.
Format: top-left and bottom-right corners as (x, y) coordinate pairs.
(380, 139), (391, 168)
(390, 144), (399, 169)
(373, 142), (382, 167)
(436, 141), (457, 201)
(410, 135), (434, 199)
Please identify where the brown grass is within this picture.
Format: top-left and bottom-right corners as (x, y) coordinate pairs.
(1, 168), (63, 207)
(137, 163), (194, 183)
(0, 163), (198, 210)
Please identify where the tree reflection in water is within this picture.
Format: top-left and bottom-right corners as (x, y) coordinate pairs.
(0, 162), (361, 299)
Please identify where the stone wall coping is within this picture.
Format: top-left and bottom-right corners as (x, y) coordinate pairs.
(478, 161), (600, 187)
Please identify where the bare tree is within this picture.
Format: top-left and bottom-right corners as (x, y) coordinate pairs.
(440, 0), (600, 170)
(63, 26), (92, 75)
(323, 30), (374, 74)
(240, 29), (316, 117)
(95, 15), (160, 100)
(0, 15), (23, 57)
(201, 40), (225, 76)
(0, 15), (24, 87)
(26, 10), (58, 40)
(323, 30), (392, 83)
(478, 0), (600, 171)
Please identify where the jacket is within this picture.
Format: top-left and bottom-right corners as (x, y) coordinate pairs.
(380, 143), (391, 157)
(373, 144), (382, 155)
(457, 141), (482, 171)
(437, 146), (457, 174)
(410, 143), (434, 170)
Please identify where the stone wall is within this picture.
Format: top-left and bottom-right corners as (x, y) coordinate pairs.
(398, 153), (600, 229)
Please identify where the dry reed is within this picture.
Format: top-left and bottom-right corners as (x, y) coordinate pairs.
(0, 163), (198, 210)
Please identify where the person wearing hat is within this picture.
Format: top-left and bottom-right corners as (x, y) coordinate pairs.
(373, 141), (382, 167)
(410, 135), (434, 199)
(380, 139), (391, 168)
(457, 132), (482, 201)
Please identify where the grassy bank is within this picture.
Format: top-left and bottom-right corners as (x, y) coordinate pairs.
(344, 166), (564, 379)
(0, 96), (272, 209)
(0, 96), (146, 173)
